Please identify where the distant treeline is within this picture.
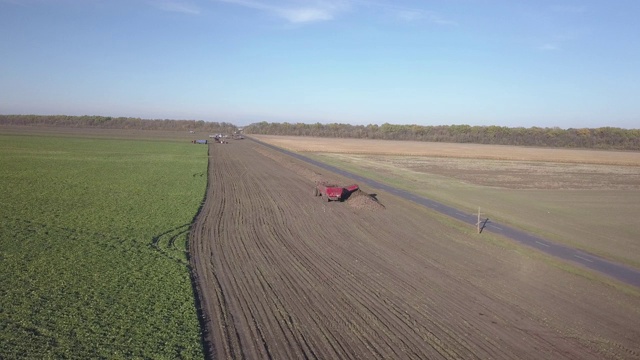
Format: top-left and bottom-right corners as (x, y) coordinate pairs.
(0, 115), (238, 134)
(245, 122), (640, 151)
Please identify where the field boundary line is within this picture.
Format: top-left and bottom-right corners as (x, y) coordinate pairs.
(187, 143), (215, 360)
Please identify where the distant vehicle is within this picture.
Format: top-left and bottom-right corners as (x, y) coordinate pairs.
(192, 139), (208, 144)
(314, 182), (359, 202)
(213, 135), (228, 144)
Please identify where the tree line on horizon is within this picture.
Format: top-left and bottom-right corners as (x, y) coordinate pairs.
(244, 121), (640, 151)
(2, 115), (638, 151)
(0, 114), (238, 134)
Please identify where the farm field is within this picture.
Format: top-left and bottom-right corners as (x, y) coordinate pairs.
(191, 139), (640, 359)
(0, 130), (207, 358)
(252, 135), (640, 268)
(252, 135), (640, 165)
(0, 124), (203, 141)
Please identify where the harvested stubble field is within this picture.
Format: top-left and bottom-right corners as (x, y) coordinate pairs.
(252, 135), (640, 165)
(253, 135), (640, 268)
(191, 139), (640, 359)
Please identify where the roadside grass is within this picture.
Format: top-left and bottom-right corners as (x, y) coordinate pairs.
(0, 134), (206, 358)
(306, 152), (640, 269)
(392, 195), (640, 297)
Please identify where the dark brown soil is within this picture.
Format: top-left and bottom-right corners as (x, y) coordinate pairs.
(189, 140), (640, 360)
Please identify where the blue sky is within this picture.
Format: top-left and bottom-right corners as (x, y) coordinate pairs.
(1, 0), (639, 128)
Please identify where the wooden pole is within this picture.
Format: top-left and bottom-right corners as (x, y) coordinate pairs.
(477, 207), (481, 234)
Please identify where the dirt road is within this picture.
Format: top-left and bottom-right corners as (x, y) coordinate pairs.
(190, 140), (640, 359)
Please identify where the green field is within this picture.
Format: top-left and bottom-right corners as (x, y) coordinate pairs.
(0, 133), (207, 358)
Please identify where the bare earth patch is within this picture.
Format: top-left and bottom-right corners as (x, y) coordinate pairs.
(346, 189), (385, 210)
(190, 140), (640, 360)
(251, 135), (640, 273)
(255, 146), (384, 209)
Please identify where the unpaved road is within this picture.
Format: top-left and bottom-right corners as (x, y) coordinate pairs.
(190, 140), (640, 360)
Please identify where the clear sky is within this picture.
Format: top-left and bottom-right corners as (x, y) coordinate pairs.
(1, 0), (639, 128)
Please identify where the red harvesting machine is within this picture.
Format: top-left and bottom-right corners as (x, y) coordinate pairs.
(314, 182), (359, 202)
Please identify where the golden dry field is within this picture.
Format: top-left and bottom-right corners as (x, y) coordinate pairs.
(253, 134), (640, 165)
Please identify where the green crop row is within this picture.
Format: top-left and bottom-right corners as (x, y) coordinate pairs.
(0, 134), (207, 359)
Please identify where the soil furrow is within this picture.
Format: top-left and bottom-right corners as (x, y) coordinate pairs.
(189, 140), (640, 360)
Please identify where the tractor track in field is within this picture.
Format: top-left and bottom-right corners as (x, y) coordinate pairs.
(189, 140), (640, 360)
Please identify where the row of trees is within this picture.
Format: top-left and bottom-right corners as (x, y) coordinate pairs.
(245, 122), (640, 151)
(0, 115), (238, 134)
(2, 115), (637, 150)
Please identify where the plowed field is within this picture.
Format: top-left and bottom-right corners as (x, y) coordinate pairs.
(190, 140), (640, 360)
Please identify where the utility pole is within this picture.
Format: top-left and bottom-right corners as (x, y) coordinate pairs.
(477, 207), (482, 234)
